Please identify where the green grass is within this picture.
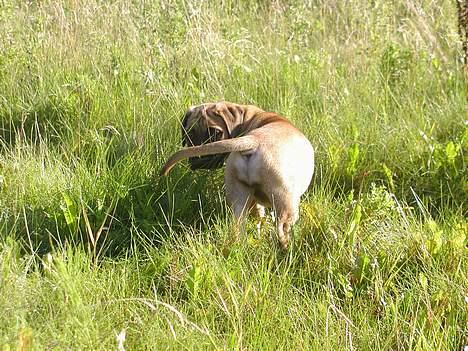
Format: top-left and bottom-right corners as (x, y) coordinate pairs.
(0, 0), (466, 350)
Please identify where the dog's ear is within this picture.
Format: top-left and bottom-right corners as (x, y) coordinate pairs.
(179, 102), (246, 170)
(203, 102), (244, 140)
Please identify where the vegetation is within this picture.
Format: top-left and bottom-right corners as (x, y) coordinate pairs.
(0, 0), (466, 349)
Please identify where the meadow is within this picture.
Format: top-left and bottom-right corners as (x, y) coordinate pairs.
(0, 0), (466, 349)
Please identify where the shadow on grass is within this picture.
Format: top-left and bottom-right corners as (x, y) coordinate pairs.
(2, 135), (464, 260)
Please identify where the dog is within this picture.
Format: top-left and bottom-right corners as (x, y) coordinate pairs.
(160, 102), (314, 249)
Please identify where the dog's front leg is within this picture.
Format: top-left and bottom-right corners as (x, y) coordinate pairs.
(251, 204), (266, 238)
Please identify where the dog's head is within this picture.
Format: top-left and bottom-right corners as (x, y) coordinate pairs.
(181, 102), (255, 169)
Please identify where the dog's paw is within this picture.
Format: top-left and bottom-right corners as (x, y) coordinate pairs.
(279, 239), (289, 251)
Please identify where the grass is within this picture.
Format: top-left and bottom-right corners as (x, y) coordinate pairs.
(0, 0), (466, 350)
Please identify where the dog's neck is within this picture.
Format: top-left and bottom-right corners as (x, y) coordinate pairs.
(231, 111), (288, 138)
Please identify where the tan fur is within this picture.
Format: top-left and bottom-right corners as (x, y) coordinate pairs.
(160, 102), (314, 249)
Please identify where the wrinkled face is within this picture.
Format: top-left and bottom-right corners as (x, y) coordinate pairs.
(181, 105), (228, 170)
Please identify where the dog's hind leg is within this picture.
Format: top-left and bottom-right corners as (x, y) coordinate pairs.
(274, 197), (300, 250)
(227, 185), (254, 232)
(221, 176), (254, 257)
(276, 217), (292, 250)
(225, 172), (255, 237)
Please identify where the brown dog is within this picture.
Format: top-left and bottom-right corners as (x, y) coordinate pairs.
(160, 102), (314, 249)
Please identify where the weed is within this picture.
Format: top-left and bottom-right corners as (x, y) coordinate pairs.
(0, 0), (466, 350)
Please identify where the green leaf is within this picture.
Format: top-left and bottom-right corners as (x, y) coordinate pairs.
(354, 253), (371, 285)
(425, 220), (443, 255)
(381, 163), (395, 192)
(444, 141), (459, 164)
(419, 273), (428, 290)
(346, 143), (360, 176)
(450, 223), (466, 250)
(60, 192), (77, 226)
(186, 264), (202, 299)
(347, 203), (362, 245)
(327, 144), (342, 171)
(347, 189), (355, 204)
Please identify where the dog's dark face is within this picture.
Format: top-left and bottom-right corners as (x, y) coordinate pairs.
(181, 104), (232, 170)
(180, 102), (265, 170)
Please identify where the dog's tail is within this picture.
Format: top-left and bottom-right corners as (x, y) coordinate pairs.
(160, 135), (259, 176)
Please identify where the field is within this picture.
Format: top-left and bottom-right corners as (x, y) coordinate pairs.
(0, 0), (466, 350)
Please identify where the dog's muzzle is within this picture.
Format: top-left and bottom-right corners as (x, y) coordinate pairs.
(185, 128), (226, 170)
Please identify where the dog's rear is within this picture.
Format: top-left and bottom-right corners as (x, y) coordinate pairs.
(160, 102), (314, 249)
(224, 118), (314, 249)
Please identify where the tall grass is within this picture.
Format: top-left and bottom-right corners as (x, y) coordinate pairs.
(0, 0), (466, 350)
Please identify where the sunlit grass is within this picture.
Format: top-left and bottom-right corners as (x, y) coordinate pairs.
(0, 0), (466, 350)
